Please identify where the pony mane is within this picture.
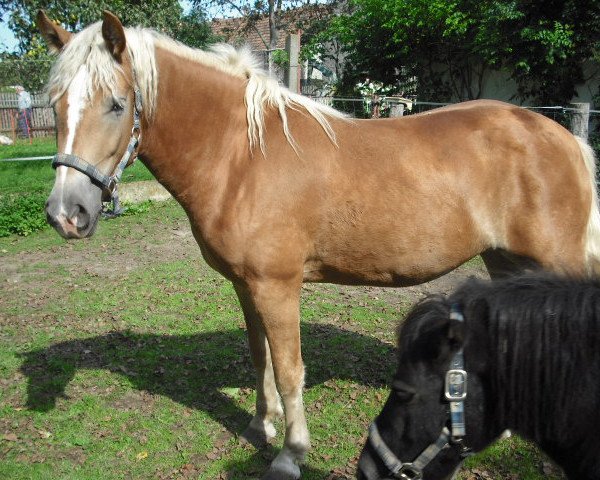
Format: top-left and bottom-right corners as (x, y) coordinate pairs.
(46, 21), (347, 154)
(453, 275), (600, 442)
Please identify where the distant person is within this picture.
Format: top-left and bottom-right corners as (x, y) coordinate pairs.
(16, 86), (32, 138)
(371, 94), (381, 118)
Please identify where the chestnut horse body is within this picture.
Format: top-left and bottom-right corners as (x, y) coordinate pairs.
(38, 11), (600, 479)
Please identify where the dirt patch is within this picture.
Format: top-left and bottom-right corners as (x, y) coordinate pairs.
(1, 202), (488, 317)
(120, 180), (171, 203)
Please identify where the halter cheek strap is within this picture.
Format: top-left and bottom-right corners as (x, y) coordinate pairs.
(366, 304), (471, 480)
(52, 89), (142, 196)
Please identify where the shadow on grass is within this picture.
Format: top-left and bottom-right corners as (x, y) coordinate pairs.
(19, 323), (394, 477)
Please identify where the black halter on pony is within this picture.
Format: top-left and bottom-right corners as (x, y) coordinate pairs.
(367, 305), (471, 479)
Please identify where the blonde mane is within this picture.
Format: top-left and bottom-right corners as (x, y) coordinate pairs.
(46, 22), (346, 153)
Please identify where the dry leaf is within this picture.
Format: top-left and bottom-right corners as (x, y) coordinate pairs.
(136, 451), (148, 461)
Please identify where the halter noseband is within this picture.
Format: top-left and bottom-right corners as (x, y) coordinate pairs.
(52, 89), (142, 198)
(367, 304), (471, 480)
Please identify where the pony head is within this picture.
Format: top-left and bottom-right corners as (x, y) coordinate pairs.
(37, 10), (139, 239)
(357, 296), (492, 480)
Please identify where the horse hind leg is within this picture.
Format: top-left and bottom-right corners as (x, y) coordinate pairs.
(235, 284), (284, 447)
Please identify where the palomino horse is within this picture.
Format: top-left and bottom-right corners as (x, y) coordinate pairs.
(37, 11), (600, 479)
(358, 274), (600, 480)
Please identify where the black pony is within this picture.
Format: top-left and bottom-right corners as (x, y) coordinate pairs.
(358, 274), (600, 480)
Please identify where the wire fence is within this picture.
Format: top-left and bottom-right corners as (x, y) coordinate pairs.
(309, 97), (600, 156)
(1, 94), (598, 157)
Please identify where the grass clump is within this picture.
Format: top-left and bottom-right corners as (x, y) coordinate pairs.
(0, 191), (48, 237)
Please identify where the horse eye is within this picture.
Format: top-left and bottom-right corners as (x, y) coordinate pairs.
(110, 101), (124, 114)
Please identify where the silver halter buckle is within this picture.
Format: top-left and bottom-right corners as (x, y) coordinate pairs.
(397, 464), (423, 479)
(445, 369), (467, 401)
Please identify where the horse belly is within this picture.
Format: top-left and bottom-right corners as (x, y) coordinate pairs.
(305, 222), (481, 287)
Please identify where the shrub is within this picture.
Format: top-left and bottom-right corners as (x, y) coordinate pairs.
(0, 192), (48, 237)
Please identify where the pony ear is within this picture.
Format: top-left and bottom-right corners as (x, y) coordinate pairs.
(36, 10), (72, 54)
(447, 318), (465, 350)
(102, 11), (126, 62)
(426, 317), (466, 362)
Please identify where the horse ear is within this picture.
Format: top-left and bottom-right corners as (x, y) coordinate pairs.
(102, 11), (126, 62)
(36, 10), (72, 54)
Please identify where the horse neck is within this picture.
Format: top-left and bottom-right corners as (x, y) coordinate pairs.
(137, 46), (249, 213)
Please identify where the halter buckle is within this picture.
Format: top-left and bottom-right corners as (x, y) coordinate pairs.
(397, 464), (422, 480)
(445, 369), (467, 401)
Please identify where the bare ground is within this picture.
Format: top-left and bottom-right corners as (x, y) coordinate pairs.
(2, 201), (489, 318)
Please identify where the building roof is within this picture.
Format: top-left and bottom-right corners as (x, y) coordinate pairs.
(211, 4), (332, 51)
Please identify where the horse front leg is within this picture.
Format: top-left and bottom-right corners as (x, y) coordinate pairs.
(242, 278), (308, 480)
(235, 284), (283, 446)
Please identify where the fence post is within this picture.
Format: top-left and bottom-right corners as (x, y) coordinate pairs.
(284, 33), (301, 94)
(389, 103), (405, 117)
(570, 102), (590, 139)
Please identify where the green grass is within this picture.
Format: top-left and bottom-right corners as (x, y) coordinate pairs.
(0, 201), (566, 479)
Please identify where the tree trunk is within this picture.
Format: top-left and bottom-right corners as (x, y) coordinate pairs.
(268, 0), (278, 75)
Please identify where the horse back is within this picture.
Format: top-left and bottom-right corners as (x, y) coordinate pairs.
(300, 100), (591, 283)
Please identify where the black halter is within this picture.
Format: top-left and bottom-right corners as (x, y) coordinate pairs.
(52, 89), (142, 199)
(367, 305), (471, 480)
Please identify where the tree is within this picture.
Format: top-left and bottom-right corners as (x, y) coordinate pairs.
(311, 0), (600, 104)
(0, 0), (214, 89)
(0, 0), (186, 53)
(173, 6), (215, 49)
(192, 0), (322, 74)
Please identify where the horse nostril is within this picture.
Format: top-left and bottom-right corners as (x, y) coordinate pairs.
(74, 204), (90, 229)
(46, 210), (60, 229)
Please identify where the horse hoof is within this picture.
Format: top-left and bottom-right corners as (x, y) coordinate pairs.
(262, 451), (302, 480)
(261, 465), (301, 480)
(240, 425), (272, 449)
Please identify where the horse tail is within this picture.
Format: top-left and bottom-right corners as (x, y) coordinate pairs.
(576, 136), (600, 273)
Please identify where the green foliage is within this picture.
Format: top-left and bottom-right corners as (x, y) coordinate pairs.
(0, 0), (213, 56)
(0, 53), (52, 91)
(314, 0), (600, 104)
(120, 200), (154, 216)
(271, 49), (290, 67)
(0, 191), (48, 237)
(172, 6), (216, 49)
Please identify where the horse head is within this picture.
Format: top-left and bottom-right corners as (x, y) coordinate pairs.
(357, 297), (492, 480)
(37, 10), (139, 239)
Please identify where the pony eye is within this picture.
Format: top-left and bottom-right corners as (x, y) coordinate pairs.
(391, 379), (416, 402)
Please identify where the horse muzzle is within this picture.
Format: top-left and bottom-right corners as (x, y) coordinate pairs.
(45, 180), (101, 239)
(46, 201), (98, 239)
